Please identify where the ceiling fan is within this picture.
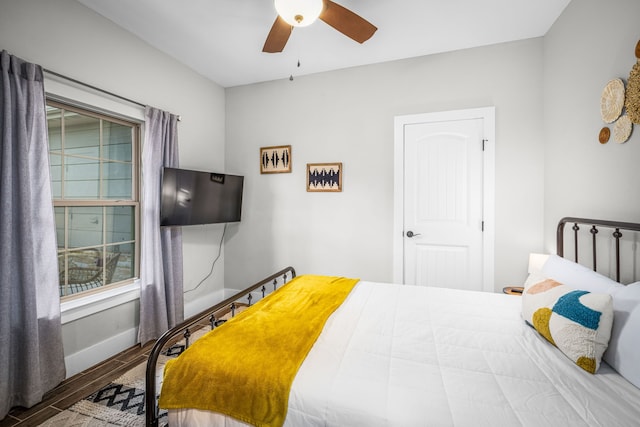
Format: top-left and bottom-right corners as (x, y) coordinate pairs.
(263, 0), (378, 53)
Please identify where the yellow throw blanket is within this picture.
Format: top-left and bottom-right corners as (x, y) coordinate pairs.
(159, 274), (359, 427)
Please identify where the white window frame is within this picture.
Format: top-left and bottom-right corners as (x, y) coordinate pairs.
(45, 76), (145, 323)
(49, 100), (141, 298)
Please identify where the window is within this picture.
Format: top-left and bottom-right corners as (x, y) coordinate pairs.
(47, 101), (140, 298)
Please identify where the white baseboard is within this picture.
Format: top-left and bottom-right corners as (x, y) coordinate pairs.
(64, 327), (138, 378)
(64, 288), (265, 379)
(224, 288), (273, 304)
(184, 288), (270, 319)
(184, 288), (226, 318)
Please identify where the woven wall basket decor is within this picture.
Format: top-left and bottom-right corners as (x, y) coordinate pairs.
(601, 78), (626, 123)
(626, 40), (640, 124)
(613, 115), (632, 143)
(626, 60), (640, 124)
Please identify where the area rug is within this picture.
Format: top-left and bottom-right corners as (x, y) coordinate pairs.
(39, 303), (249, 427)
(39, 328), (211, 427)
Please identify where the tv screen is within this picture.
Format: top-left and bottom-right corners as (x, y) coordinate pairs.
(160, 167), (244, 226)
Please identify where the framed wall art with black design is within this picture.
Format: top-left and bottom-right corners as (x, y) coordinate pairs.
(307, 162), (342, 192)
(260, 145), (292, 174)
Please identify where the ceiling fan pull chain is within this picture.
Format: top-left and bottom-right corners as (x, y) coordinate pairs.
(289, 59), (302, 81)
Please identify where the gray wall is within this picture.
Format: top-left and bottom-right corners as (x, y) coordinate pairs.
(543, 0), (640, 250)
(225, 38), (546, 290)
(0, 0), (226, 375)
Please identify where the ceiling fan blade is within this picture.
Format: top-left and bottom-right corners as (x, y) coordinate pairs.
(319, 0), (377, 44)
(263, 15), (293, 53)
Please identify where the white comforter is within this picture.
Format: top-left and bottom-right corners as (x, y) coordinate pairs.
(167, 281), (640, 426)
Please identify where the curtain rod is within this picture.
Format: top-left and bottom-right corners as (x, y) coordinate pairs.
(43, 68), (181, 120)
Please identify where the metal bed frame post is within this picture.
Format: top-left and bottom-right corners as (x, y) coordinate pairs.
(145, 266), (296, 427)
(572, 223), (580, 263)
(590, 225), (598, 272)
(613, 228), (623, 281)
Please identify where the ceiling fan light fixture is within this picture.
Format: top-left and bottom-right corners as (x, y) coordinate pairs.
(274, 0), (324, 27)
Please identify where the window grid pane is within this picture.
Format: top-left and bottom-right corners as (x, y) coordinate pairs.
(56, 208), (136, 297)
(51, 108), (134, 201)
(64, 156), (101, 199)
(49, 100), (139, 298)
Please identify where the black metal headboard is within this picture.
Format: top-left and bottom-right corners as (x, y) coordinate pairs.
(557, 217), (640, 283)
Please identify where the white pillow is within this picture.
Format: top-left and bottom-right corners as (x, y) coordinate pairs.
(603, 282), (640, 388)
(540, 254), (624, 295)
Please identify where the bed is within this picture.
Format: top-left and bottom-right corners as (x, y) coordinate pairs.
(145, 217), (640, 426)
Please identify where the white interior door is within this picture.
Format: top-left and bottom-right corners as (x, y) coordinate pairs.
(394, 108), (495, 292)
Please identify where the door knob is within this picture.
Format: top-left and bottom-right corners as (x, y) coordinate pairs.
(406, 231), (421, 238)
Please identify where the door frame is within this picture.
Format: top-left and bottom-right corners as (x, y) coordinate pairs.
(393, 107), (495, 291)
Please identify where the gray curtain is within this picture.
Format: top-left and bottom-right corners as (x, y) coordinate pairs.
(138, 106), (183, 344)
(0, 50), (66, 418)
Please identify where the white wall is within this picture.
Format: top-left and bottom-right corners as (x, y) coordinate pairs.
(225, 38), (546, 290)
(0, 0), (226, 375)
(543, 0), (640, 251)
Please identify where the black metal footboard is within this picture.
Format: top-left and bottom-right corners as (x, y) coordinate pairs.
(145, 266), (296, 427)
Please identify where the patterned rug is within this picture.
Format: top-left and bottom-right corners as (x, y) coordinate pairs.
(39, 304), (249, 427)
(39, 329), (210, 427)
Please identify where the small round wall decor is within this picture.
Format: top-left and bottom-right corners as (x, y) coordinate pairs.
(600, 78), (625, 123)
(613, 115), (632, 143)
(598, 127), (610, 144)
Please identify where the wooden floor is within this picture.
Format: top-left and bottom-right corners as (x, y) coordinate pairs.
(0, 305), (240, 427)
(0, 341), (154, 427)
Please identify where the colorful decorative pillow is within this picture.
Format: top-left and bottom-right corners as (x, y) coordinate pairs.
(522, 278), (614, 374)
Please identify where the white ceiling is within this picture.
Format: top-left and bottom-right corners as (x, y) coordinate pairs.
(77, 0), (571, 88)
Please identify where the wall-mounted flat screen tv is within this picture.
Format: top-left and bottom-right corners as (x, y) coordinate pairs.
(160, 167), (244, 226)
